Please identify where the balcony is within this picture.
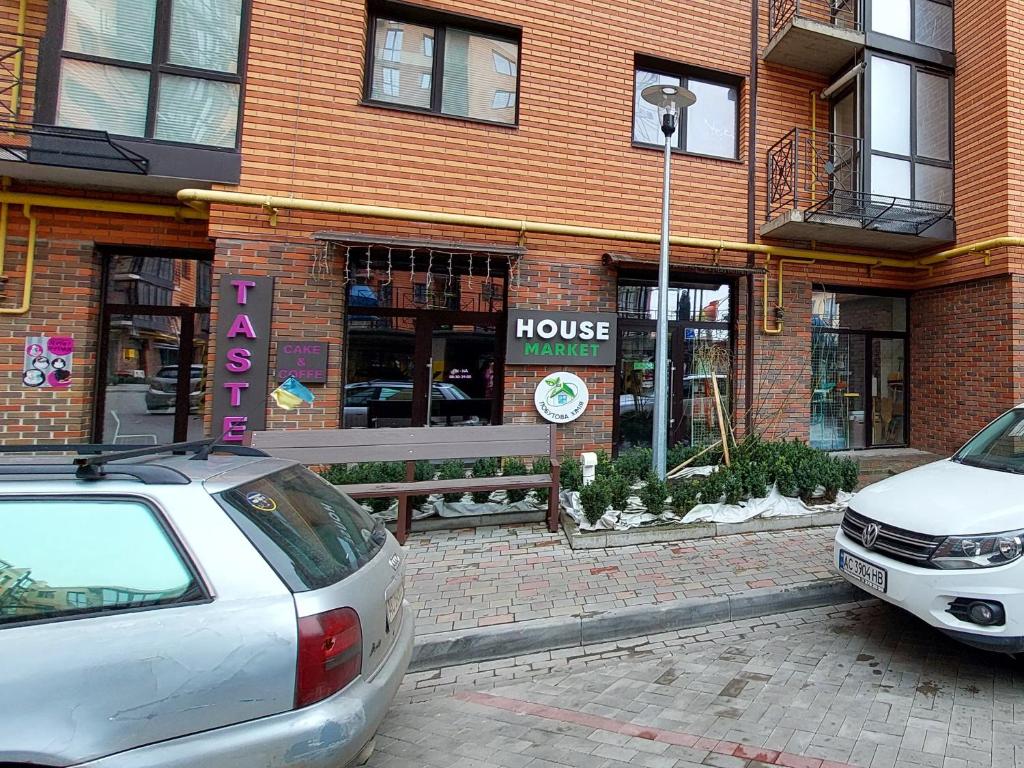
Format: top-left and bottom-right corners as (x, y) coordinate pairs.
(0, 32), (239, 193)
(765, 0), (865, 75)
(763, 128), (954, 252)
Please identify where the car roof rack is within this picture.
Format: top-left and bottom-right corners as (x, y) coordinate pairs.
(0, 440), (269, 484)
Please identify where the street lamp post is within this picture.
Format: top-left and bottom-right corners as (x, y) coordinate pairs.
(641, 83), (696, 480)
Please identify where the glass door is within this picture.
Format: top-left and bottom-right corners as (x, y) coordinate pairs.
(95, 254), (211, 445)
(428, 318), (501, 426)
(871, 336), (906, 446)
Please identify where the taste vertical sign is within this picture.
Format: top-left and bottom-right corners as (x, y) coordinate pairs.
(212, 276), (274, 443)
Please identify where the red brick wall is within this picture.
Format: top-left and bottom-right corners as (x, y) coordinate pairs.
(0, 205), (210, 445)
(910, 276), (1017, 455)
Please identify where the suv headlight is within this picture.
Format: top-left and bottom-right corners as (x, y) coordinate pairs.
(931, 530), (1024, 569)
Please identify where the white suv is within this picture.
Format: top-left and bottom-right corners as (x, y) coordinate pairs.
(836, 404), (1024, 654)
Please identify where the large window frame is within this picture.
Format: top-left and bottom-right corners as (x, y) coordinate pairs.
(362, 1), (522, 128)
(631, 56), (743, 162)
(38, 0), (251, 151)
(865, 53), (954, 206)
(867, 0), (954, 55)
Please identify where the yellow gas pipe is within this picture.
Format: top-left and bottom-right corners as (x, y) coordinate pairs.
(0, 204), (36, 315)
(0, 191), (206, 315)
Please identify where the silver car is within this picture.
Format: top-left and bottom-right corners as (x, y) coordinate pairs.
(0, 445), (413, 767)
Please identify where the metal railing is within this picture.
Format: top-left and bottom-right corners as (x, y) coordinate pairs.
(766, 128), (952, 236)
(769, 0), (862, 38)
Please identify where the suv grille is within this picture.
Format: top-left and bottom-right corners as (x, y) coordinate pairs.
(841, 509), (945, 567)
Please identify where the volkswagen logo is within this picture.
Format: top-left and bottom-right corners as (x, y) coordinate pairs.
(862, 523), (881, 550)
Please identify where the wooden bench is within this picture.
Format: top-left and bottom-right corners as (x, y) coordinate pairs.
(246, 425), (560, 543)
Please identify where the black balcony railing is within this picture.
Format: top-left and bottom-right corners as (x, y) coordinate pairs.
(769, 0), (862, 38)
(0, 121), (150, 174)
(766, 128), (952, 236)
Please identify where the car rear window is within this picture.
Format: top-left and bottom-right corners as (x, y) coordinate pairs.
(216, 466), (386, 592)
(0, 498), (202, 626)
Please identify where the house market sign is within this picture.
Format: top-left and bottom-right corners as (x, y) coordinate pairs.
(506, 310), (617, 366)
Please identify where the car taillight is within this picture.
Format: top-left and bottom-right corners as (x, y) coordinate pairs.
(295, 607), (362, 708)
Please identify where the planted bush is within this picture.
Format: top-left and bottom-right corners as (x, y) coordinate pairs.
(561, 457), (583, 493)
(471, 457), (500, 503)
(439, 459), (466, 503)
(837, 457), (860, 493)
(670, 478), (700, 517)
(503, 458), (529, 503)
(639, 471), (669, 516)
(410, 460), (434, 510)
(533, 456), (552, 505)
(579, 478), (611, 525)
(613, 447), (652, 485)
(607, 471), (632, 511)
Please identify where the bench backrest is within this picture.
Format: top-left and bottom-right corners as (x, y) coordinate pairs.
(247, 424), (556, 464)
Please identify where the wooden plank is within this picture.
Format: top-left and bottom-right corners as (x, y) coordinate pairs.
(260, 438), (551, 464)
(337, 473), (553, 498)
(249, 424), (550, 450)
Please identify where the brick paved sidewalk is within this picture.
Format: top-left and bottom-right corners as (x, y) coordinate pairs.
(376, 601), (1022, 768)
(405, 524), (838, 636)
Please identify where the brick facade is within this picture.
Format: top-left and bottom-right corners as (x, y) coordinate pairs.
(2, 0), (1024, 462)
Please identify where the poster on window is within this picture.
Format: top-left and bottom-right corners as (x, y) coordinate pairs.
(23, 336), (74, 388)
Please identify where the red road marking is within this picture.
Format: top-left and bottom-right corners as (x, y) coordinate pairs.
(454, 691), (858, 768)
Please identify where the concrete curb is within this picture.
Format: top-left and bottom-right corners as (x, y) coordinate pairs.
(411, 578), (864, 671)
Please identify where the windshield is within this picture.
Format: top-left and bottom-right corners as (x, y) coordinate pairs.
(954, 409), (1024, 474)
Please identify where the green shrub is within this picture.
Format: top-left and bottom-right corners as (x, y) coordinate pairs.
(594, 449), (615, 479)
(613, 447), (652, 484)
(794, 453), (825, 504)
(561, 457), (583, 492)
(721, 468), (746, 506)
(471, 457), (500, 503)
(503, 458), (529, 503)
(773, 457), (798, 497)
(820, 458), (843, 503)
(607, 471), (632, 510)
(670, 478), (700, 517)
(533, 456), (552, 505)
(639, 471), (669, 516)
(579, 479), (611, 525)
(409, 460), (434, 510)
(439, 459), (466, 503)
(837, 457), (860, 493)
(698, 469), (726, 505)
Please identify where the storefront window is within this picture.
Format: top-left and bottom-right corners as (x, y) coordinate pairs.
(811, 290), (908, 450)
(616, 279), (732, 454)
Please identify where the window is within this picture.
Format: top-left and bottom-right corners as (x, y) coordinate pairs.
(216, 466), (387, 592)
(367, 8), (520, 125)
(868, 55), (952, 204)
(0, 498), (202, 625)
(52, 0), (246, 148)
(870, 0), (953, 52)
(633, 65), (739, 160)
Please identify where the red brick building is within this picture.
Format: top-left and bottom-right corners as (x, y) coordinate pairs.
(0, 0), (1019, 459)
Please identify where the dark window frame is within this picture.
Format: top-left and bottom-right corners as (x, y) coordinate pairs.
(631, 55), (744, 163)
(865, 0), (955, 60)
(362, 0), (522, 128)
(37, 0), (252, 152)
(864, 52), (954, 207)
(0, 494), (212, 630)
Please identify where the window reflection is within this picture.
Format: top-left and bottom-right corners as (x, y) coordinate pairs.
(618, 282), (731, 323)
(0, 500), (197, 624)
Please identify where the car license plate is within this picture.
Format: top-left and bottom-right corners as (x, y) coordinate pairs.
(839, 550), (887, 594)
(385, 578), (405, 633)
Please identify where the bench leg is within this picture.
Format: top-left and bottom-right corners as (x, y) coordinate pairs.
(547, 466), (561, 534)
(396, 461), (415, 545)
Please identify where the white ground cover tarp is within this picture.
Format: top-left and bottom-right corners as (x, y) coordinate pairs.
(562, 470), (851, 532)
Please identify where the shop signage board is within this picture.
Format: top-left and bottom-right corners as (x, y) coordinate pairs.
(23, 336), (74, 388)
(506, 310), (617, 366)
(274, 341), (329, 384)
(534, 371), (590, 424)
(212, 276), (274, 443)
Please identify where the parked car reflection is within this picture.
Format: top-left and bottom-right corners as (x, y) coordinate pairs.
(343, 380), (488, 428)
